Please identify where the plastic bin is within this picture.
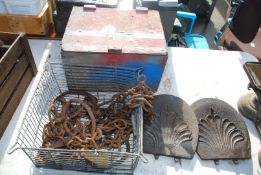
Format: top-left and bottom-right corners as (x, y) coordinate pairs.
(4, 0), (46, 15)
(0, 0), (7, 14)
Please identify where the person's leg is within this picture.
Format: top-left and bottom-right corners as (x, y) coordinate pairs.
(238, 93), (260, 121)
(238, 93), (261, 167)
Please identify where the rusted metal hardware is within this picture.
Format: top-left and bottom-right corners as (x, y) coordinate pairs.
(192, 98), (251, 160)
(143, 95), (198, 159)
(42, 78), (153, 152)
(83, 5), (96, 11)
(136, 7), (149, 13)
(107, 47), (122, 53)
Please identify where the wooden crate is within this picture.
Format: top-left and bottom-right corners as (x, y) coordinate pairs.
(0, 32), (37, 138)
(0, 4), (51, 35)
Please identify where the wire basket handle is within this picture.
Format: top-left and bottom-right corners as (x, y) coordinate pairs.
(137, 74), (147, 84)
(7, 141), (20, 154)
(139, 154), (149, 163)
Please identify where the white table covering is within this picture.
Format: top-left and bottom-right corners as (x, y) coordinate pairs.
(0, 40), (259, 175)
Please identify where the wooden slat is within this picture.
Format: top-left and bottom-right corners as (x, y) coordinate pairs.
(49, 0), (56, 12)
(20, 36), (38, 75)
(0, 55), (29, 112)
(0, 40), (23, 85)
(0, 17), (12, 34)
(0, 4), (50, 35)
(0, 32), (19, 45)
(40, 4), (52, 35)
(0, 48), (8, 58)
(48, 0), (56, 23)
(0, 68), (33, 138)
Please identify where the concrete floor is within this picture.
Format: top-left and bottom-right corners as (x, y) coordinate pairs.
(192, 0), (231, 49)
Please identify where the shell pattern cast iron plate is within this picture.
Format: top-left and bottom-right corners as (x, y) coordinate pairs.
(191, 98), (251, 160)
(143, 95), (198, 159)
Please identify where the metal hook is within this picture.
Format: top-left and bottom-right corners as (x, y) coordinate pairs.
(154, 154), (159, 160)
(136, 74), (147, 84)
(174, 157), (182, 166)
(233, 159), (239, 164)
(247, 83), (252, 90)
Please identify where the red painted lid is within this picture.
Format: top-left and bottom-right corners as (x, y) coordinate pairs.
(62, 7), (167, 55)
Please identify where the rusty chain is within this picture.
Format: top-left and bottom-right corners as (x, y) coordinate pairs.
(42, 78), (153, 153)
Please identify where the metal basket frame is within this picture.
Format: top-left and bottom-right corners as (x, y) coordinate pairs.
(8, 62), (147, 174)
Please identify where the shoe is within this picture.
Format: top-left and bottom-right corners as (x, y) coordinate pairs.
(237, 93), (260, 121)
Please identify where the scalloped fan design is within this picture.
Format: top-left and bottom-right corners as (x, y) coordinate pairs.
(199, 109), (244, 151)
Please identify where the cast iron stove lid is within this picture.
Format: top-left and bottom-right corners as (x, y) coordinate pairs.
(191, 98), (251, 160)
(143, 94), (198, 159)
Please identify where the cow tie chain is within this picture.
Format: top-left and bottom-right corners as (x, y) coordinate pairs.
(42, 77), (153, 154)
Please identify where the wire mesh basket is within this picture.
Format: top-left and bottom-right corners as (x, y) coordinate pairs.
(8, 62), (147, 174)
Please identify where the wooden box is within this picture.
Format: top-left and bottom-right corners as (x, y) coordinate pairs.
(61, 7), (168, 91)
(53, 0), (118, 34)
(0, 4), (51, 35)
(0, 32), (37, 138)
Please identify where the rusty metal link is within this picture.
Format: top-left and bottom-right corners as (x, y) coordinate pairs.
(42, 78), (153, 153)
